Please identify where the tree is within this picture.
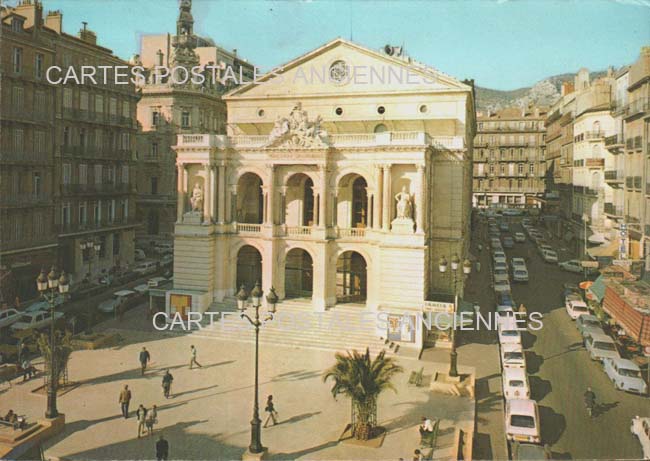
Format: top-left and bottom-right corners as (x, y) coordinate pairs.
(322, 348), (403, 440)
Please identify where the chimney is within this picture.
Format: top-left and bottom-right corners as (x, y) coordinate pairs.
(78, 22), (97, 45)
(561, 81), (574, 96)
(233, 48), (237, 57)
(45, 10), (62, 34)
(15, 0), (43, 29)
(156, 49), (164, 67)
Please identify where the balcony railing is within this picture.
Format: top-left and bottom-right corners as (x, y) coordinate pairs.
(57, 217), (136, 234)
(0, 195), (52, 207)
(604, 170), (624, 183)
(60, 183), (130, 195)
(605, 134), (624, 147)
(623, 98), (650, 119)
(583, 131), (604, 141)
(337, 227), (366, 238)
(634, 136), (643, 149)
(285, 226), (313, 236)
(178, 132), (466, 150)
(634, 176), (642, 189)
(236, 223), (261, 234)
(604, 203), (623, 217)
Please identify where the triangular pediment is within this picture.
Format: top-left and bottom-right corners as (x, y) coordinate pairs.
(225, 38), (471, 99)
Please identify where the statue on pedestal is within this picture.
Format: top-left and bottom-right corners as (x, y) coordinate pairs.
(395, 186), (412, 219)
(190, 182), (204, 212)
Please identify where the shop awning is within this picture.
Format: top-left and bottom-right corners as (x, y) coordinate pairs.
(586, 276), (606, 303)
(587, 238), (619, 259)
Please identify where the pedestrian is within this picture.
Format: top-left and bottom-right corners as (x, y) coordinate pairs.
(162, 369), (174, 399)
(189, 345), (202, 369)
(136, 404), (147, 438)
(155, 434), (169, 461)
(119, 384), (132, 418)
(139, 347), (151, 375)
(413, 449), (423, 461)
(418, 416), (433, 436)
(476, 261), (481, 273)
(263, 395), (278, 427)
(145, 404), (158, 436)
(21, 358), (33, 381)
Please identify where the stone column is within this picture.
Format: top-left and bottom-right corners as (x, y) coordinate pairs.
(229, 185), (237, 223)
(265, 165), (276, 225)
(365, 188), (373, 228)
(332, 189), (338, 227)
(375, 166), (383, 230)
(218, 163), (226, 223)
(312, 185), (318, 226)
(202, 164), (211, 223)
(280, 186), (287, 224)
(382, 164), (392, 231)
(319, 165), (327, 227)
(210, 166), (217, 222)
(176, 163), (185, 222)
(416, 164), (425, 234)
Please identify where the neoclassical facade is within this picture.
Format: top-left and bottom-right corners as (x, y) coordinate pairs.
(167, 39), (475, 348)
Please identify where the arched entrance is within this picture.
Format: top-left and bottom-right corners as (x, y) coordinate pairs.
(284, 248), (313, 298)
(336, 251), (367, 304)
(285, 173), (314, 226)
(236, 245), (262, 291)
(237, 173), (264, 224)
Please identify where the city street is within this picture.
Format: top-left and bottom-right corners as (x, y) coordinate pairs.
(500, 219), (648, 459)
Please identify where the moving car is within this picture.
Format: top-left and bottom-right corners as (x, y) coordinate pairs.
(0, 308), (22, 329)
(513, 267), (529, 283)
(558, 259), (598, 275)
(133, 261), (158, 275)
(503, 367), (531, 400)
(631, 416), (650, 459)
(576, 314), (602, 337)
(502, 236), (514, 249)
(97, 289), (138, 314)
(603, 358), (648, 395)
(514, 232), (526, 243)
(505, 399), (541, 444)
(541, 249), (558, 263)
(501, 342), (526, 369)
(11, 310), (64, 331)
(565, 299), (590, 320)
(584, 332), (620, 362)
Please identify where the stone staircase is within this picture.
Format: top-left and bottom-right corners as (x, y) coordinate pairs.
(190, 297), (409, 358)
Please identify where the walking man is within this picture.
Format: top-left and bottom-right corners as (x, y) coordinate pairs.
(162, 369), (174, 399)
(136, 404), (147, 438)
(139, 347), (151, 375)
(119, 385), (132, 419)
(189, 345), (202, 369)
(263, 395), (278, 427)
(156, 435), (169, 461)
(145, 404), (158, 436)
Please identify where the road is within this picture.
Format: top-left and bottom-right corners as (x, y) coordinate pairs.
(501, 219), (648, 459)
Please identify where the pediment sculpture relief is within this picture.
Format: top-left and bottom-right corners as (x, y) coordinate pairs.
(265, 103), (329, 148)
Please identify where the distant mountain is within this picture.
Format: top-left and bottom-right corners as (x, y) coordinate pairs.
(475, 70), (608, 112)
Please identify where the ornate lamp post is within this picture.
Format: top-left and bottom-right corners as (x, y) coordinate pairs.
(36, 266), (69, 419)
(80, 239), (101, 281)
(237, 282), (278, 455)
(438, 254), (472, 377)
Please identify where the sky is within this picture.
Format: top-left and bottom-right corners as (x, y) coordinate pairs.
(11, 0), (650, 90)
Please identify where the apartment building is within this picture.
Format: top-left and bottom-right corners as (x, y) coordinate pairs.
(135, 0), (254, 248)
(473, 107), (547, 209)
(1, 0), (138, 300)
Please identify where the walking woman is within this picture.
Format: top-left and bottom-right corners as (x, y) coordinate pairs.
(263, 395), (278, 427)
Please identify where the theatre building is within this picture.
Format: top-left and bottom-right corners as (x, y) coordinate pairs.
(167, 38), (476, 349)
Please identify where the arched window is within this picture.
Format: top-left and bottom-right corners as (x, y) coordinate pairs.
(374, 123), (387, 133)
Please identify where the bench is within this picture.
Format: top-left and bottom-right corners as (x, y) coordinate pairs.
(420, 419), (440, 449)
(408, 367), (425, 387)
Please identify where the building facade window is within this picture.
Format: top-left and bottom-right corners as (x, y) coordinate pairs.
(63, 88), (73, 108)
(152, 110), (160, 126)
(12, 47), (22, 73)
(151, 142), (158, 157)
(79, 202), (87, 225)
(181, 111), (190, 128)
(79, 164), (88, 184)
(94, 165), (103, 184)
(33, 172), (41, 197)
(113, 233), (120, 255)
(35, 53), (44, 79)
(63, 163), (72, 184)
(151, 177), (158, 195)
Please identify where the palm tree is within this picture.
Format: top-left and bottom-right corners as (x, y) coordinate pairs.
(323, 348), (403, 440)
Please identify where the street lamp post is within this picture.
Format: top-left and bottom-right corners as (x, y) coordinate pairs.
(36, 266), (70, 419)
(80, 239), (101, 282)
(582, 213), (589, 279)
(438, 254), (472, 378)
(237, 282), (278, 455)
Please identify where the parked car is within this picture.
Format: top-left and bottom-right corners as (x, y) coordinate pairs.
(493, 268), (509, 284)
(513, 232), (526, 243)
(503, 209), (523, 216)
(511, 257), (526, 269)
(511, 442), (551, 460)
(584, 332), (620, 362)
(154, 243), (174, 255)
(503, 367), (531, 400)
(133, 284), (150, 295)
(631, 416), (650, 459)
(541, 249), (558, 263)
(565, 299), (590, 320)
(0, 308), (22, 329)
(576, 314), (602, 337)
(134, 248), (146, 261)
(493, 251), (507, 265)
(11, 310), (64, 331)
(494, 280), (512, 293)
(25, 295), (64, 313)
(97, 289), (139, 314)
(513, 268), (529, 283)
(147, 277), (168, 288)
(496, 291), (516, 311)
(133, 261), (158, 275)
(505, 399), (541, 444)
(559, 259), (598, 275)
(604, 358), (648, 395)
(501, 343), (526, 369)
(562, 283), (581, 299)
(491, 237), (502, 248)
(502, 236), (515, 248)
(498, 319), (522, 346)
(500, 222), (510, 232)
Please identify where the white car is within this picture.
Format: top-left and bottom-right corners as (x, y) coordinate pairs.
(559, 259), (598, 275)
(133, 261), (158, 275)
(541, 249), (558, 263)
(494, 280), (512, 293)
(513, 267), (529, 283)
(501, 343), (526, 369)
(631, 416), (650, 460)
(514, 232), (526, 243)
(503, 367), (531, 400)
(493, 268), (509, 284)
(147, 277), (168, 288)
(505, 399), (541, 444)
(511, 257), (526, 269)
(584, 332), (620, 362)
(98, 290), (138, 313)
(493, 251), (507, 264)
(0, 308), (22, 329)
(603, 358), (648, 395)
(565, 299), (590, 320)
(498, 319), (522, 346)
(11, 311), (64, 331)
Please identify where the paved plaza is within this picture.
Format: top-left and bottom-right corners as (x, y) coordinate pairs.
(2, 307), (477, 460)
